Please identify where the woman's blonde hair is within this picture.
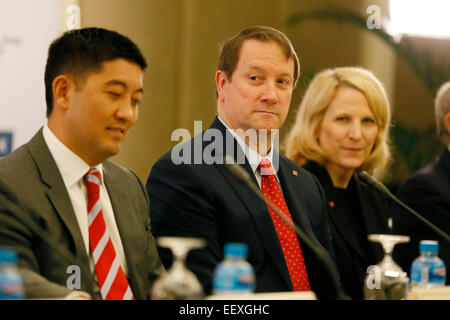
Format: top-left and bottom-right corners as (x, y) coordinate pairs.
(285, 67), (391, 175)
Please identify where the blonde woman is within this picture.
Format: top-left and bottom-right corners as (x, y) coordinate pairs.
(285, 67), (392, 299)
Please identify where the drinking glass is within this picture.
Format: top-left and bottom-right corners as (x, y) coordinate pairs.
(151, 237), (206, 300)
(364, 234), (410, 300)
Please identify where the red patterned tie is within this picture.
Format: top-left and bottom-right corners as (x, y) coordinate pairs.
(84, 168), (134, 300)
(259, 159), (311, 291)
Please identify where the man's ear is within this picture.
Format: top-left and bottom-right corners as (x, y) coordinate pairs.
(215, 70), (229, 102)
(52, 75), (74, 111)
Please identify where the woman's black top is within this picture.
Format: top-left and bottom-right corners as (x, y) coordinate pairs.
(302, 161), (392, 299)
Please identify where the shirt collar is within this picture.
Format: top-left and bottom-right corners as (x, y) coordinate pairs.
(43, 124), (103, 187)
(218, 116), (276, 175)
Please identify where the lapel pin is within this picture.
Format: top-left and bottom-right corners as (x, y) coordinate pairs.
(292, 170), (298, 176)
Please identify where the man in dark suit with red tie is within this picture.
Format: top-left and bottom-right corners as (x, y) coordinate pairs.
(146, 26), (343, 300)
(394, 81), (450, 283)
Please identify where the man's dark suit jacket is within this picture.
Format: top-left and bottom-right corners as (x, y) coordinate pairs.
(303, 161), (392, 299)
(146, 117), (342, 300)
(393, 148), (450, 284)
(0, 129), (164, 299)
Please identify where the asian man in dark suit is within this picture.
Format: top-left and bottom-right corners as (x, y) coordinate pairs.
(394, 81), (450, 283)
(147, 26), (343, 300)
(0, 28), (164, 299)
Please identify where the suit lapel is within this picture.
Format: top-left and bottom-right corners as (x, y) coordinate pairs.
(102, 163), (143, 296)
(27, 130), (87, 260)
(210, 118), (293, 289)
(276, 155), (323, 249)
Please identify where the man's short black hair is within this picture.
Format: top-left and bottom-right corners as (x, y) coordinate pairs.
(44, 27), (147, 117)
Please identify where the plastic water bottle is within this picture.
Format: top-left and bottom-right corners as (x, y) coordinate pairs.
(212, 243), (255, 294)
(0, 247), (24, 299)
(410, 240), (446, 289)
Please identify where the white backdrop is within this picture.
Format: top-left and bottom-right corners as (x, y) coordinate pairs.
(0, 0), (62, 156)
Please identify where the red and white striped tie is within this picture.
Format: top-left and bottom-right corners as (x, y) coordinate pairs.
(84, 168), (134, 300)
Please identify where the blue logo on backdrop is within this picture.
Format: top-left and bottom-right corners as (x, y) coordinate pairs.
(0, 132), (12, 157)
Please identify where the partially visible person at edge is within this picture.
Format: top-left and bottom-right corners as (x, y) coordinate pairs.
(393, 81), (450, 284)
(285, 67), (393, 299)
(0, 27), (164, 300)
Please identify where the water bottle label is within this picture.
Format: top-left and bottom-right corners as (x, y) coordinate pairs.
(429, 266), (446, 284)
(236, 272), (255, 291)
(213, 265), (255, 293)
(420, 267), (428, 283)
(1, 283), (23, 296)
(0, 272), (24, 299)
(411, 261), (446, 285)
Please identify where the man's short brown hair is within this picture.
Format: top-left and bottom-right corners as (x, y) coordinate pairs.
(217, 26), (300, 88)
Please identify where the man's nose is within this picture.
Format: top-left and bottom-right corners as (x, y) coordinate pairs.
(116, 101), (137, 123)
(261, 82), (279, 104)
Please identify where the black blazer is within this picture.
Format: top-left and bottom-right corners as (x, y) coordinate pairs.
(146, 117), (343, 300)
(393, 148), (450, 284)
(302, 161), (391, 299)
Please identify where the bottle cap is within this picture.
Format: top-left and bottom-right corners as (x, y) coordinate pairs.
(224, 243), (248, 258)
(419, 240), (439, 253)
(0, 247), (18, 264)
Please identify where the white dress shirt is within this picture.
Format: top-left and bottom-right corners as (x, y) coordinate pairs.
(218, 116), (281, 188)
(42, 125), (129, 280)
